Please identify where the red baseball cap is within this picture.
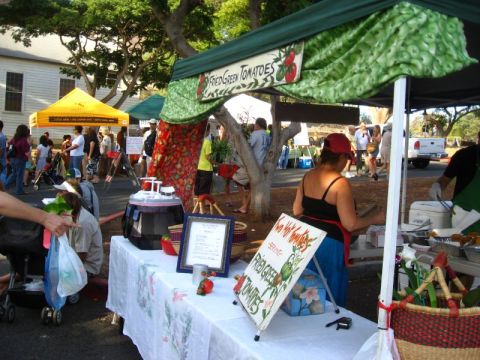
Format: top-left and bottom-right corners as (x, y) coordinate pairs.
(324, 133), (353, 159)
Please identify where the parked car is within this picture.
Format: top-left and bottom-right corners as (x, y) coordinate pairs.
(360, 124), (447, 169)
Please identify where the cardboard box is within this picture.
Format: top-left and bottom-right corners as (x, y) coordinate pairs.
(281, 268), (326, 316)
(367, 225), (403, 247)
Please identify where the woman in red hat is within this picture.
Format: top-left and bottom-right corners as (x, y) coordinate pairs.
(293, 133), (385, 307)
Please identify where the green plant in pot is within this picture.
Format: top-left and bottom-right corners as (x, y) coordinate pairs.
(212, 139), (232, 164)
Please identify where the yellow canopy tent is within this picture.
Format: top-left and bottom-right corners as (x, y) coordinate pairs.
(29, 88), (130, 128)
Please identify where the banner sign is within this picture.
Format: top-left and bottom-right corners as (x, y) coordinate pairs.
(235, 214), (326, 331)
(126, 136), (143, 155)
(197, 42), (304, 101)
(49, 116), (120, 124)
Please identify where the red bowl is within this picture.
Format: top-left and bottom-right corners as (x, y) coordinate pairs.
(161, 238), (177, 256)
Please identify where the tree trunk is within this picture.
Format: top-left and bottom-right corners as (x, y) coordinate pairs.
(248, 0), (263, 30)
(214, 100), (300, 220)
(371, 107), (392, 125)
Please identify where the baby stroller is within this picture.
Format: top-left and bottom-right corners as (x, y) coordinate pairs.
(0, 215), (77, 325)
(32, 152), (65, 191)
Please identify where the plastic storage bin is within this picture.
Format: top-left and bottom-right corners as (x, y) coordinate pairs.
(298, 156), (313, 169)
(409, 201), (452, 229)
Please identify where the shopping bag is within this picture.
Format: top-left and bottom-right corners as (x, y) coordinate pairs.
(57, 234), (88, 297)
(44, 234), (66, 310)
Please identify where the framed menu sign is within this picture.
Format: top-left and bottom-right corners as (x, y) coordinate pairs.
(176, 214), (234, 277)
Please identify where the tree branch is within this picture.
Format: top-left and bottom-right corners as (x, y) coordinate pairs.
(248, 0), (264, 29)
(59, 34), (94, 95)
(152, 0), (201, 57)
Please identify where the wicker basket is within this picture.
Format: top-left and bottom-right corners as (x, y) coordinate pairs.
(391, 252), (480, 359)
(168, 221), (248, 262)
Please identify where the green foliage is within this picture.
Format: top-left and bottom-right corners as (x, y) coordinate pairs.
(360, 112), (372, 124)
(382, 260), (438, 307)
(261, 0), (316, 25)
(211, 139), (232, 163)
(451, 112), (480, 141)
(44, 196), (73, 215)
(211, 0), (250, 43)
(463, 287), (480, 308)
(1, 0), (174, 102)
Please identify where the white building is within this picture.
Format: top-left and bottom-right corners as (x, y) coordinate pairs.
(0, 30), (140, 141)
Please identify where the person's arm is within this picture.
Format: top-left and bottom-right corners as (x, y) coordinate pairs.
(335, 179), (385, 232)
(437, 175), (452, 192)
(0, 192), (76, 236)
(64, 138), (79, 153)
(292, 180), (304, 216)
(205, 139), (213, 164)
(429, 175), (452, 200)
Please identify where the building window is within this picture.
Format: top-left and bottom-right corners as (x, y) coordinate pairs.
(5, 72), (23, 112)
(106, 72), (117, 87)
(59, 78), (75, 98)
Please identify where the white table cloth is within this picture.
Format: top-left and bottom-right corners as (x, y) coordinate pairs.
(107, 236), (377, 360)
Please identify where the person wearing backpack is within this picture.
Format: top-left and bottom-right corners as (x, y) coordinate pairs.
(5, 124), (31, 195)
(140, 119), (158, 176)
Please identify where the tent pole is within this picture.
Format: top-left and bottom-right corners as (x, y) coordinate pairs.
(400, 112), (410, 224)
(376, 77), (406, 357)
(400, 78), (411, 225)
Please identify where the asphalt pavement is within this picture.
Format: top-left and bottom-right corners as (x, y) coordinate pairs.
(0, 162), (446, 359)
(4, 161), (447, 217)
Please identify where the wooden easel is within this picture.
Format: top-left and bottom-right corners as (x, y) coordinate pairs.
(104, 150), (140, 191)
(192, 194), (225, 215)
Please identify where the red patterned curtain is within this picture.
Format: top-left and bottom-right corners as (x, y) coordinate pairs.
(147, 119), (207, 210)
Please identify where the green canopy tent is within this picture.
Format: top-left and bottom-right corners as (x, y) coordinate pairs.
(157, 0), (480, 356)
(126, 94), (165, 125)
(161, 0), (479, 124)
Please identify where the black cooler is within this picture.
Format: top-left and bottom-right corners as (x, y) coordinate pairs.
(122, 190), (184, 250)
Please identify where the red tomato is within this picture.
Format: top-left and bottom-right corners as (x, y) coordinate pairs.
(203, 279), (214, 294)
(284, 50), (295, 67)
(285, 63), (297, 83)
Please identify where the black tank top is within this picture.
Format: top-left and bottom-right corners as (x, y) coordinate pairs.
(301, 176), (344, 242)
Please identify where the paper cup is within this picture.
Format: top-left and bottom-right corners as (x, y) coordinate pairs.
(192, 264), (208, 286)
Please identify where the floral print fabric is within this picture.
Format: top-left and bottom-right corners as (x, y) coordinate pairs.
(147, 120), (207, 210)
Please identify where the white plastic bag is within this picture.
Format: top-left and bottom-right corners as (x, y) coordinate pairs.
(353, 329), (400, 360)
(57, 234), (88, 297)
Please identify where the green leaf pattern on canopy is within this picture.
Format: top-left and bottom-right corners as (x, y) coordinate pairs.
(160, 77), (225, 124)
(277, 2), (476, 103)
(160, 2), (476, 125)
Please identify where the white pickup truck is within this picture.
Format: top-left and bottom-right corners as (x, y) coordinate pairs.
(363, 124), (447, 169)
(407, 137), (447, 168)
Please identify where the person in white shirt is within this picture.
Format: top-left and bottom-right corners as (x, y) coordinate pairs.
(63, 126), (85, 174)
(232, 118), (269, 214)
(354, 123), (370, 176)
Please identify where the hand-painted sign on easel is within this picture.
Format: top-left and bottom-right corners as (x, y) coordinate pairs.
(234, 214), (326, 334)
